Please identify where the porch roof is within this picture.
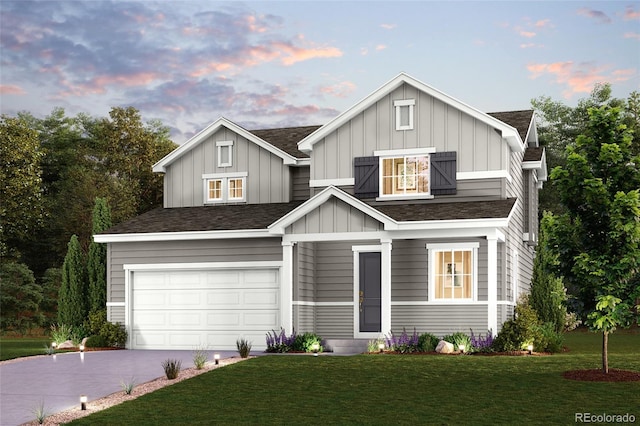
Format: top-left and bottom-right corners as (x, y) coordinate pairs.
(370, 198), (517, 222)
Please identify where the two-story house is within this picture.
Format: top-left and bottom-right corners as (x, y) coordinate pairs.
(94, 73), (547, 350)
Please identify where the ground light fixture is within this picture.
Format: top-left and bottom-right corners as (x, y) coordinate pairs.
(79, 344), (85, 352)
(311, 342), (320, 356)
(52, 342), (57, 350)
(458, 344), (466, 353)
(80, 395), (88, 410)
(527, 344), (533, 355)
(378, 342), (385, 353)
(214, 353), (220, 365)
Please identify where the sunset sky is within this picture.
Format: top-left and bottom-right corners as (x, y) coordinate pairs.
(1, 1), (638, 143)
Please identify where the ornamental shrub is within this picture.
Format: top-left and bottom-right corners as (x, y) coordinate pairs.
(292, 332), (323, 353)
(535, 322), (564, 353)
(493, 295), (543, 352)
(417, 332), (439, 352)
(85, 335), (108, 348)
(100, 322), (127, 347)
(162, 359), (181, 380)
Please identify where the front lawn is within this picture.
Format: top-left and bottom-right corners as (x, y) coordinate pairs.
(0, 337), (51, 361)
(71, 330), (639, 425)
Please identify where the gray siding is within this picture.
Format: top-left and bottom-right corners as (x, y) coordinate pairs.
(291, 166), (311, 201)
(391, 304), (488, 336)
(107, 305), (125, 324)
(106, 238), (282, 304)
(293, 304), (315, 333)
(312, 83), (508, 184)
(314, 241), (354, 302)
(163, 127), (291, 207)
(294, 242), (315, 302)
(391, 240), (428, 301)
(287, 198), (383, 234)
(315, 305), (353, 338)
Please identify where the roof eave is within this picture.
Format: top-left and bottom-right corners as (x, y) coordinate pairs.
(93, 228), (274, 243)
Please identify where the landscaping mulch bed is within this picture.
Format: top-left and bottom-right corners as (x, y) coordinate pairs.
(563, 369), (640, 382)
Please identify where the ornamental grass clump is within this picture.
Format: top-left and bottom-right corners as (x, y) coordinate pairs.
(192, 348), (208, 369)
(442, 332), (472, 352)
(120, 377), (136, 395)
(237, 338), (252, 358)
(162, 359), (181, 380)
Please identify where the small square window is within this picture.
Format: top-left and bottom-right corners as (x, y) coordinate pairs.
(394, 99), (415, 131)
(207, 179), (223, 201)
(228, 178), (244, 200)
(217, 141), (233, 167)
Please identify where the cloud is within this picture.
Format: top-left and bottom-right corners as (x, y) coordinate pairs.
(375, 44), (387, 51)
(520, 43), (543, 49)
(577, 8), (612, 24)
(624, 6), (640, 21)
(318, 81), (356, 98)
(0, 84), (26, 95)
(527, 61), (635, 97)
(273, 38), (343, 66)
(519, 30), (537, 38)
(380, 23), (396, 30)
(624, 32), (640, 40)
(534, 19), (553, 28)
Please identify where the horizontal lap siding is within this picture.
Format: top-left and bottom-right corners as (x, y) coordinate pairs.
(107, 238), (282, 305)
(315, 306), (353, 338)
(315, 241), (355, 302)
(392, 240), (427, 301)
(293, 304), (315, 333)
(391, 304), (488, 336)
(108, 305), (125, 324)
(295, 242), (315, 302)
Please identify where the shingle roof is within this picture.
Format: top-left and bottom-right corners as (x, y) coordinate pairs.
(371, 198), (517, 221)
(102, 202), (303, 234)
(523, 146), (544, 162)
(250, 126), (321, 159)
(487, 110), (533, 141)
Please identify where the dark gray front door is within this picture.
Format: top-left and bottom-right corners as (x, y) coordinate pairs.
(359, 252), (381, 332)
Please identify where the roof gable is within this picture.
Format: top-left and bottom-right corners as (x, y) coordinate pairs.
(298, 72), (524, 153)
(153, 117), (300, 173)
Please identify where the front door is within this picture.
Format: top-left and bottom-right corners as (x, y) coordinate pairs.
(359, 252), (381, 333)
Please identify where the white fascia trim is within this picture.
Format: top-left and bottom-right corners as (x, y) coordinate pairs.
(426, 242), (480, 250)
(298, 72), (524, 153)
(374, 147), (436, 157)
(123, 261), (283, 271)
(524, 112), (538, 147)
(391, 301), (488, 306)
(106, 301), (125, 307)
(394, 217), (510, 231)
(309, 178), (355, 187)
(283, 231), (387, 243)
(268, 185), (396, 234)
(202, 171), (248, 179)
(93, 229), (274, 243)
(457, 170), (512, 183)
(153, 117), (298, 172)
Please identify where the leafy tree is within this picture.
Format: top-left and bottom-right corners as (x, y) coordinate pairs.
(529, 212), (567, 333)
(0, 115), (45, 261)
(40, 267), (62, 328)
(58, 235), (88, 327)
(0, 262), (44, 334)
(88, 198), (112, 312)
(548, 105), (640, 373)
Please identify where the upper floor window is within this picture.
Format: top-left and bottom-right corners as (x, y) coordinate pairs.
(217, 141), (233, 167)
(427, 242), (479, 302)
(394, 99), (415, 131)
(203, 172), (246, 203)
(375, 148), (435, 199)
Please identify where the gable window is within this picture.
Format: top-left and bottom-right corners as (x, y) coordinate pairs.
(217, 141), (233, 167)
(394, 99), (415, 130)
(427, 242), (478, 301)
(203, 172), (247, 203)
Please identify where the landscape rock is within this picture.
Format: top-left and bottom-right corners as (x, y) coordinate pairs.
(435, 340), (454, 354)
(57, 340), (75, 349)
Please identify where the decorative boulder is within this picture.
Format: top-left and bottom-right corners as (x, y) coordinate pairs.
(57, 340), (75, 349)
(435, 340), (455, 354)
(81, 337), (88, 347)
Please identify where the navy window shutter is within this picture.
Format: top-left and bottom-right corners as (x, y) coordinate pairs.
(354, 156), (379, 198)
(431, 151), (457, 195)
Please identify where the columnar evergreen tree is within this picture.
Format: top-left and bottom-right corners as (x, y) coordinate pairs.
(529, 212), (567, 333)
(58, 235), (88, 327)
(548, 105), (640, 373)
(87, 198), (112, 313)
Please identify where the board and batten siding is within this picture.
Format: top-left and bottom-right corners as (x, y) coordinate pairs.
(311, 83), (508, 183)
(391, 305), (488, 337)
(106, 238), (282, 322)
(291, 166), (311, 201)
(163, 127), (291, 207)
(286, 197), (384, 235)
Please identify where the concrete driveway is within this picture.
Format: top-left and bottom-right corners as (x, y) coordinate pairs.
(0, 349), (242, 426)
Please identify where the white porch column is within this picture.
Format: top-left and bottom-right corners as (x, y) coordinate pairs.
(281, 241), (294, 333)
(381, 239), (392, 335)
(487, 236), (498, 336)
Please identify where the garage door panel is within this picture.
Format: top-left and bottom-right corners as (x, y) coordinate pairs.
(132, 268), (279, 350)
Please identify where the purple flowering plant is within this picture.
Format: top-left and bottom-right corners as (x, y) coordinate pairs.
(470, 329), (495, 353)
(265, 328), (297, 353)
(385, 328), (420, 353)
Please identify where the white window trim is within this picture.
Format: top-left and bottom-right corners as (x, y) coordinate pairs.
(203, 172), (247, 203)
(377, 149), (434, 200)
(216, 140), (233, 167)
(394, 99), (415, 131)
(512, 249), (519, 302)
(426, 242), (479, 302)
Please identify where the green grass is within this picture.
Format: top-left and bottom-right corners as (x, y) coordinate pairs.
(0, 337), (52, 361)
(69, 330), (640, 425)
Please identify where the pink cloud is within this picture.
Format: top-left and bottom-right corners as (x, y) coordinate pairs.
(319, 81), (356, 98)
(526, 61), (634, 98)
(577, 8), (612, 24)
(624, 6), (640, 21)
(274, 39), (343, 66)
(624, 32), (640, 40)
(0, 84), (26, 95)
(380, 23), (396, 30)
(375, 44), (387, 51)
(534, 19), (553, 28)
(519, 30), (537, 38)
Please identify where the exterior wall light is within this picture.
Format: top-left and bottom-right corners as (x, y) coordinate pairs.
(214, 353), (220, 365)
(80, 395), (88, 410)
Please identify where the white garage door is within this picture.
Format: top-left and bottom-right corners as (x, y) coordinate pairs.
(131, 268), (280, 350)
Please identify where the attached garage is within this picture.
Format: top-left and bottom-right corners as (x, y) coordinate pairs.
(128, 265), (281, 350)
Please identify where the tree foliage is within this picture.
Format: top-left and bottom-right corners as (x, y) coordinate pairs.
(58, 234), (88, 327)
(0, 262), (44, 334)
(548, 105), (640, 372)
(88, 198), (112, 313)
(0, 115), (45, 261)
